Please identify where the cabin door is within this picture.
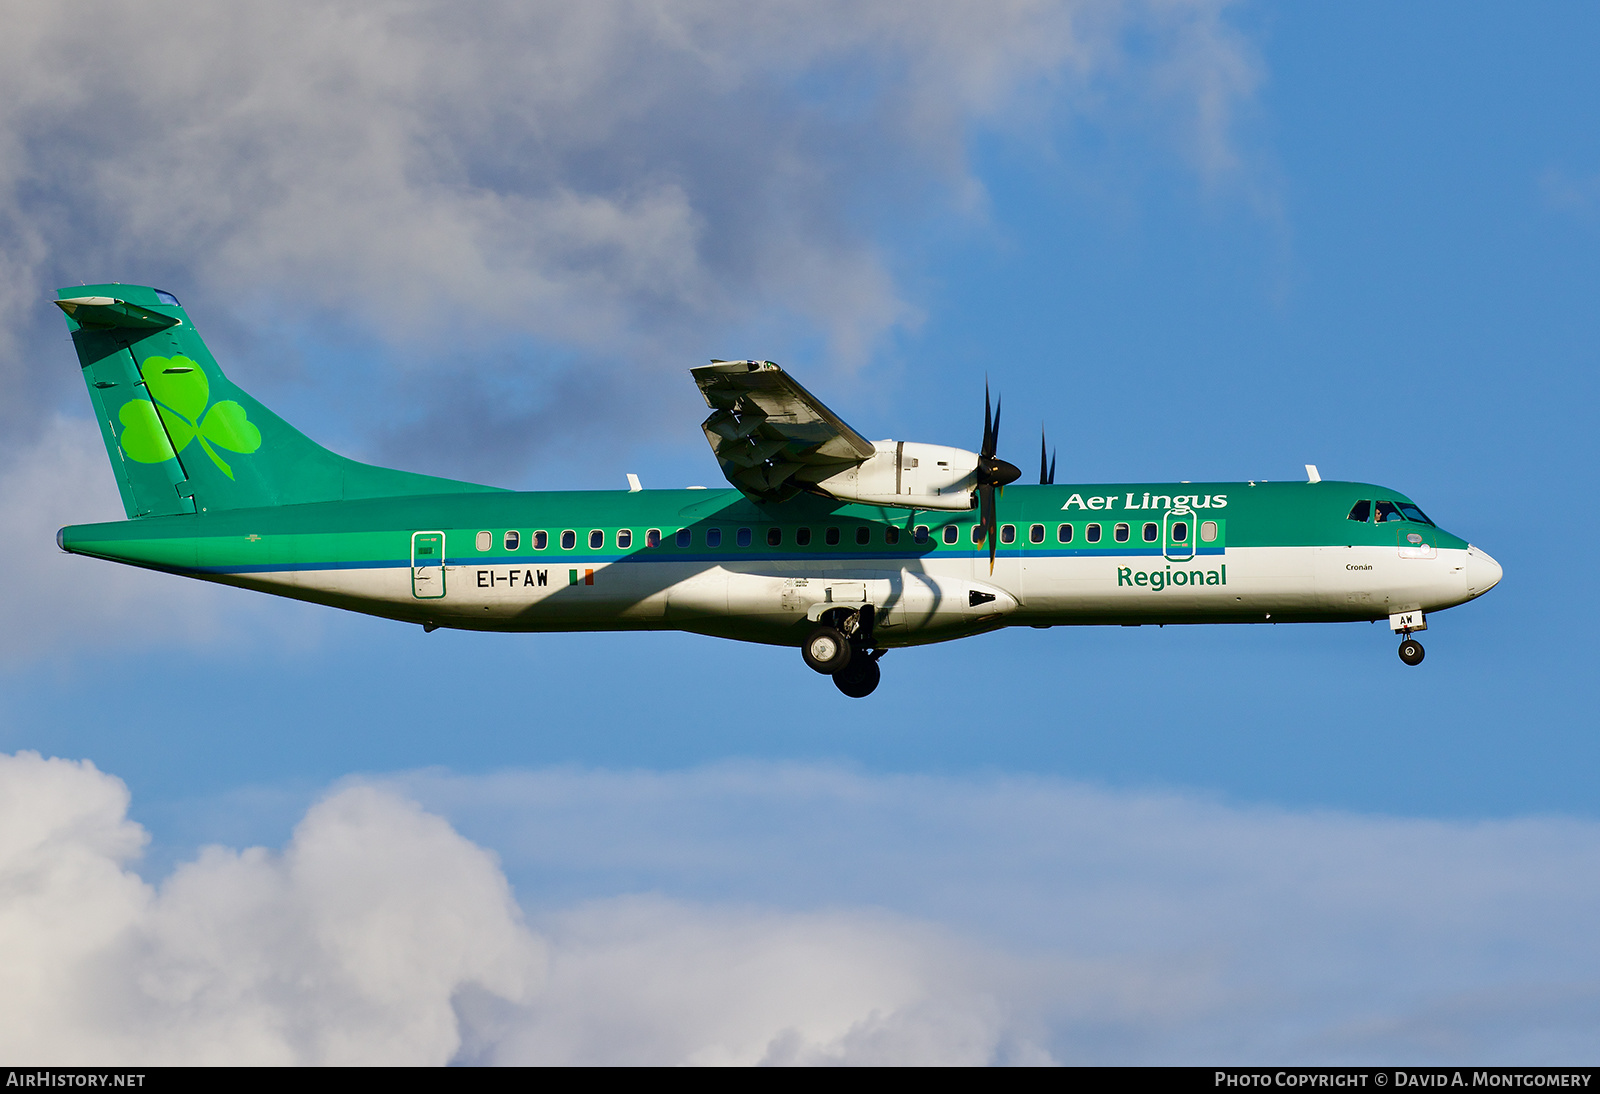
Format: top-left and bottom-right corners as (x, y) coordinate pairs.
(1163, 508), (1196, 562)
(411, 531), (446, 599)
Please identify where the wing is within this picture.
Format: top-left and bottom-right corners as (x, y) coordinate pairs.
(691, 360), (876, 502)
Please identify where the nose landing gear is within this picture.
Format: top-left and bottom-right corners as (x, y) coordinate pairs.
(1388, 610), (1427, 667)
(802, 606), (884, 697)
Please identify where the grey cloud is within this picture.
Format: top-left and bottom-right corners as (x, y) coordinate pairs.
(0, 0), (1259, 464)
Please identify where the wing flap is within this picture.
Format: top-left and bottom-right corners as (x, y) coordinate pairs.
(691, 360), (875, 501)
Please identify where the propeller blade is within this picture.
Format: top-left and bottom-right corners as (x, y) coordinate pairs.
(975, 383), (1018, 572)
(1048, 450), (1056, 485)
(981, 383), (995, 458)
(1039, 429), (1050, 485)
(979, 482), (997, 573)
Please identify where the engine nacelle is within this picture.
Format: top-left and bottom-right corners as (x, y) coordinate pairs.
(797, 441), (978, 511)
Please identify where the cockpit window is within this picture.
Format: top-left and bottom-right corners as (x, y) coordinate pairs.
(1396, 503), (1434, 525)
(1346, 500), (1372, 523)
(1374, 501), (1403, 523)
(154, 290), (181, 306)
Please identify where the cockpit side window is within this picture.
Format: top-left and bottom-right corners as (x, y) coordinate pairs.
(1374, 501), (1403, 523)
(1346, 500), (1371, 523)
(1396, 503), (1434, 525)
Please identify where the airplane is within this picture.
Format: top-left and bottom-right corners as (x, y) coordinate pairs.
(51, 283), (1502, 698)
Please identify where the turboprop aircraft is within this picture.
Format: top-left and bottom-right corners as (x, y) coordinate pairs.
(53, 284), (1502, 698)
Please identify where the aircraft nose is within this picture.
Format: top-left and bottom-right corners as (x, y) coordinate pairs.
(1465, 545), (1503, 598)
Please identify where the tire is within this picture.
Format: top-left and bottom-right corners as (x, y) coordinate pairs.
(802, 626), (852, 675)
(1398, 638), (1425, 666)
(833, 657), (881, 698)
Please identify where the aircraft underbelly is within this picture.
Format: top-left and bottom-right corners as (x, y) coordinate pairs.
(208, 542), (1475, 637)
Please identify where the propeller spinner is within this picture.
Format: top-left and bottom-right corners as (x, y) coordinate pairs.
(976, 384), (1021, 572)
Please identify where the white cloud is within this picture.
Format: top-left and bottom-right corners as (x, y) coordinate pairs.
(0, 752), (541, 1066)
(398, 763), (1600, 1063)
(7, 754), (1600, 1065)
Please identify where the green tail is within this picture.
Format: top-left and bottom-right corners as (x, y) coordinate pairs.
(57, 284), (498, 518)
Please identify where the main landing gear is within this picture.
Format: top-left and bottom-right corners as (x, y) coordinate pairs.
(802, 606), (885, 698)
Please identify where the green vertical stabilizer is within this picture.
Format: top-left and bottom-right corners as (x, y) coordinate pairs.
(57, 284), (500, 518)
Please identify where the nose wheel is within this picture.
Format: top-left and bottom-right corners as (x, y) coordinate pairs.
(1398, 637), (1425, 666)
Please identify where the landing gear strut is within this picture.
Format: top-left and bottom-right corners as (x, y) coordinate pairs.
(802, 606), (883, 697)
(1389, 611), (1427, 667)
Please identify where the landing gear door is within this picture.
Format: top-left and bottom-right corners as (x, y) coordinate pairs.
(411, 531), (446, 599)
(1164, 508), (1195, 562)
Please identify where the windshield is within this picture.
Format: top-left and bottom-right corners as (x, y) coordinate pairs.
(1375, 500), (1434, 525)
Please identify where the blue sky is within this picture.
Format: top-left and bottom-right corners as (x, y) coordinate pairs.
(1, 0), (1598, 1065)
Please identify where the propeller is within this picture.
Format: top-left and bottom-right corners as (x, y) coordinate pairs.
(975, 383), (1022, 572)
(1039, 427), (1056, 485)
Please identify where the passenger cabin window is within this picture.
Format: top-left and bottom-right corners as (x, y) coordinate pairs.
(737, 528), (752, 547)
(855, 526), (870, 546)
(1057, 523), (1073, 544)
(971, 525), (985, 545)
(943, 525), (959, 545)
(1201, 521), (1217, 543)
(617, 529), (632, 549)
(561, 530), (576, 551)
(1375, 501), (1403, 523)
(475, 530), (492, 552)
(706, 528), (722, 547)
(796, 527), (812, 546)
(1029, 524), (1044, 544)
(504, 530), (520, 551)
(1142, 522), (1158, 543)
(1114, 523), (1130, 543)
(646, 529), (661, 548)
(675, 529), (692, 548)
(588, 530), (603, 549)
(1000, 524), (1015, 544)
(825, 527), (841, 546)
(533, 530), (548, 550)
(914, 525), (930, 543)
(1086, 523), (1101, 543)
(767, 527), (782, 547)
(885, 526), (900, 545)
(1347, 500), (1372, 523)
(1171, 521), (1188, 543)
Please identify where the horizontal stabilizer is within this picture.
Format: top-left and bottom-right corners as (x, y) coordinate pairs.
(55, 296), (180, 331)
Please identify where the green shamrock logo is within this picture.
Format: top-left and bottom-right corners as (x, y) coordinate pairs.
(116, 355), (262, 479)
